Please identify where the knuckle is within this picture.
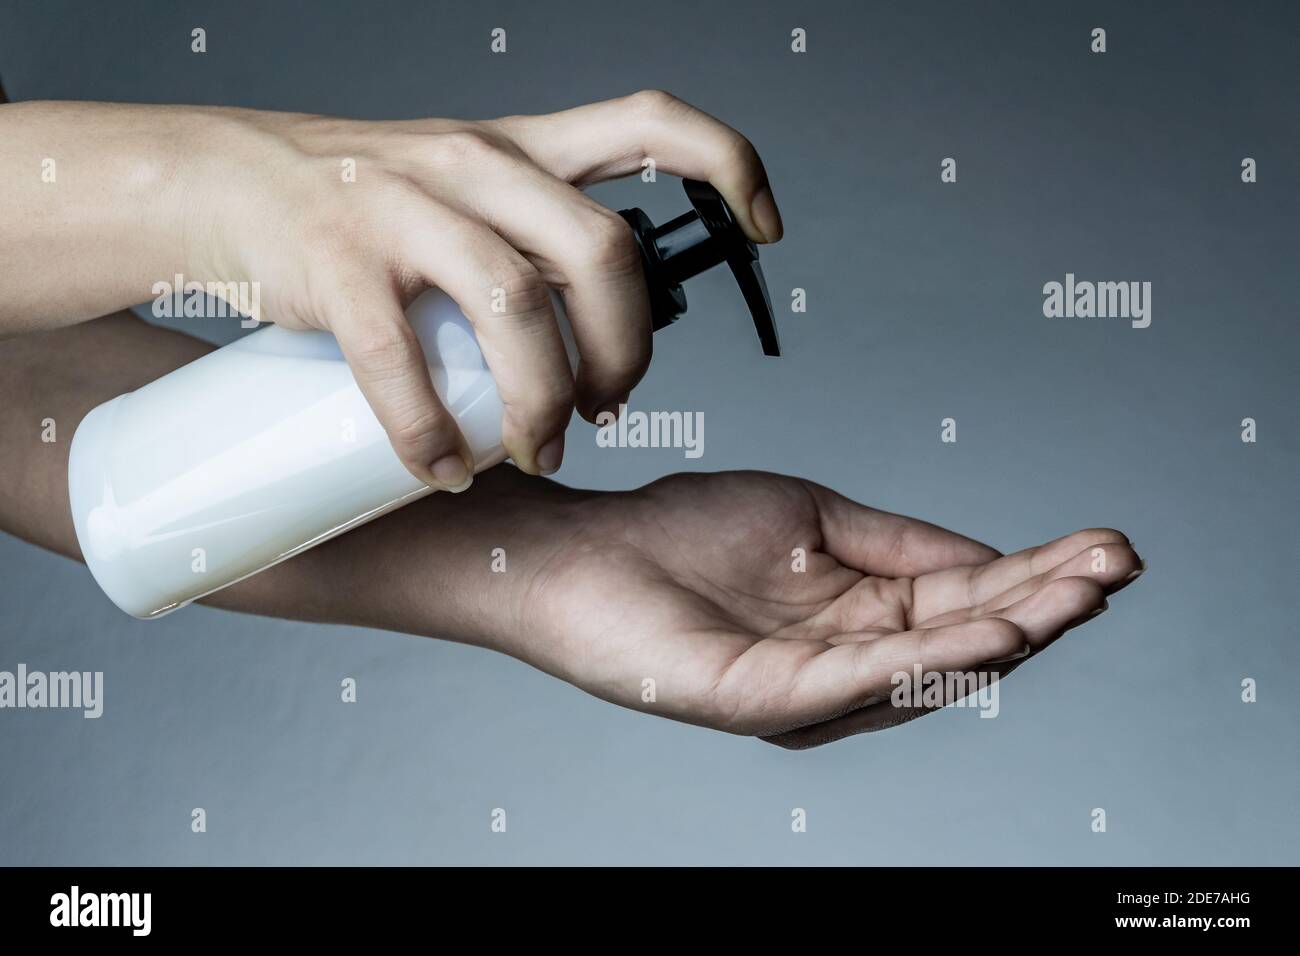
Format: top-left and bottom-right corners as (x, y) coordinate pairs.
(390, 406), (452, 456)
(723, 130), (761, 170)
(346, 325), (412, 369)
(573, 209), (641, 272)
(627, 88), (682, 116)
(503, 378), (575, 437)
(303, 214), (366, 266)
(428, 127), (500, 164)
(484, 260), (552, 318)
(303, 171), (408, 244)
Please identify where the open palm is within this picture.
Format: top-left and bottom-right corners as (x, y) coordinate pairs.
(510, 470), (1141, 747)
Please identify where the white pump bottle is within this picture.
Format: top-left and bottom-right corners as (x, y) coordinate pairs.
(68, 180), (779, 618)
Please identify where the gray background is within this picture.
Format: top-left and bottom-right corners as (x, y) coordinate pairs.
(1, 0), (1296, 865)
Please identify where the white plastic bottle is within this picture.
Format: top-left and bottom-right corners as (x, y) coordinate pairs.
(70, 289), (511, 618)
(68, 180), (779, 618)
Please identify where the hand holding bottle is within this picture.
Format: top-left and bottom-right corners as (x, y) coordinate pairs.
(0, 91), (783, 488)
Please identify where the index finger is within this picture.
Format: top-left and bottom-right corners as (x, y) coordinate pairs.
(494, 89), (783, 244)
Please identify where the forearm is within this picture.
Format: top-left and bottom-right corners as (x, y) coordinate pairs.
(0, 313), (574, 642)
(0, 100), (251, 332)
(0, 314), (327, 609)
(1, 101), (176, 329)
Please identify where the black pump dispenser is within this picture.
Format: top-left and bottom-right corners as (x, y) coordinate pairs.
(619, 179), (780, 356)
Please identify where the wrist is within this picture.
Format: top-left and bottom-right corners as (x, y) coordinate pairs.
(325, 469), (599, 651)
(161, 107), (273, 287)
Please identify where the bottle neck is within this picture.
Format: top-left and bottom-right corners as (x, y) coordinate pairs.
(651, 212), (726, 286)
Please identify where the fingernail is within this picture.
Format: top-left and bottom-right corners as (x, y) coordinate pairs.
(985, 644), (1031, 665)
(1086, 601), (1109, 619)
(750, 185), (783, 243)
(1123, 560), (1148, 584)
(536, 434), (564, 476)
(431, 453), (473, 492)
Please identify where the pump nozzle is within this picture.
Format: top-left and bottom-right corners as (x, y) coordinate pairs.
(619, 179), (781, 356)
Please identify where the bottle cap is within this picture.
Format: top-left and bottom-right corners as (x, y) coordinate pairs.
(619, 179), (780, 356)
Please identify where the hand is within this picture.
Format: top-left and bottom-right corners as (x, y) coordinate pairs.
(363, 469), (1142, 747)
(0, 93), (780, 487)
(171, 92), (782, 487)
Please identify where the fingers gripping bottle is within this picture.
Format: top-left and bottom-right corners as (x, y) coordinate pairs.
(69, 181), (781, 618)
